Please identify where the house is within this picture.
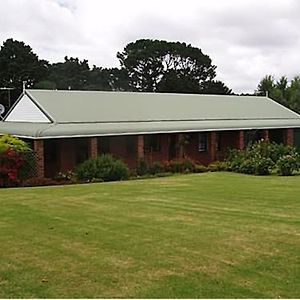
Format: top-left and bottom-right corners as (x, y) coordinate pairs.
(1, 89), (300, 178)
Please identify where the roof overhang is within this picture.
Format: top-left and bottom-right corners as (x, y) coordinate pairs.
(1, 119), (300, 139)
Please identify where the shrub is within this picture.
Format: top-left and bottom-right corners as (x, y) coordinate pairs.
(276, 154), (300, 176)
(148, 161), (164, 175)
(207, 161), (228, 172)
(0, 148), (23, 187)
(76, 154), (129, 182)
(247, 140), (270, 159)
(268, 143), (296, 163)
(167, 160), (182, 172)
(136, 158), (149, 176)
(195, 164), (208, 173)
(239, 158), (257, 174)
(254, 157), (274, 175)
(228, 153), (274, 175)
(55, 170), (76, 181)
(0, 135), (35, 187)
(226, 149), (244, 172)
(246, 140), (298, 163)
(136, 158), (196, 175)
(161, 160), (171, 172)
(167, 158), (196, 173)
(0, 134), (31, 152)
(225, 140), (295, 176)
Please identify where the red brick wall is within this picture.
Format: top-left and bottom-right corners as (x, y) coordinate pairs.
(58, 139), (75, 172)
(144, 134), (170, 163)
(33, 140), (45, 178)
(45, 132), (234, 175)
(41, 129), (297, 178)
(137, 135), (144, 160)
(184, 133), (212, 165)
(88, 137), (98, 158)
(54, 138), (89, 174)
(262, 129), (269, 141)
(215, 131), (242, 161)
(105, 133), (177, 167)
(184, 131), (243, 163)
(285, 129), (294, 145)
(221, 131), (239, 149)
(39, 130), (258, 177)
(108, 135), (138, 169)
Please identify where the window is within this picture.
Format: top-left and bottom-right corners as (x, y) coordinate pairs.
(198, 133), (208, 152)
(144, 135), (161, 152)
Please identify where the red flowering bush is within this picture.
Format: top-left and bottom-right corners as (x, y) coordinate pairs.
(0, 148), (24, 186)
(0, 135), (33, 187)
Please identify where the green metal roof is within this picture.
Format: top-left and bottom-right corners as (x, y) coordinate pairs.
(26, 89), (300, 122)
(1, 89), (300, 139)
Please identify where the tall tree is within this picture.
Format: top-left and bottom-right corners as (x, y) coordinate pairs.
(0, 38), (48, 103)
(201, 80), (232, 95)
(38, 56), (90, 90)
(256, 75), (275, 97)
(287, 76), (300, 113)
(84, 67), (130, 91)
(117, 39), (231, 94)
(256, 75), (300, 113)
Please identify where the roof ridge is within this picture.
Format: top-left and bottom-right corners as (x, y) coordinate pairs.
(27, 89), (266, 99)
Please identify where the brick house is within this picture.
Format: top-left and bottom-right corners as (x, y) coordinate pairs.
(1, 89), (300, 178)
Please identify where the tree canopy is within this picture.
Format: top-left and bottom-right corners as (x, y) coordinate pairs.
(0, 38), (233, 108)
(38, 56), (90, 90)
(0, 39), (49, 107)
(85, 67), (130, 91)
(0, 39), (48, 91)
(117, 39), (231, 94)
(256, 75), (300, 113)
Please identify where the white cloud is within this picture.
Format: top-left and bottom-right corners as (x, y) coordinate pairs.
(0, 0), (299, 93)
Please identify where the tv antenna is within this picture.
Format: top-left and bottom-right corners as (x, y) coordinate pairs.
(0, 87), (14, 109)
(0, 104), (5, 120)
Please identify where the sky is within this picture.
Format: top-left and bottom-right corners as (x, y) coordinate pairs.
(0, 0), (299, 93)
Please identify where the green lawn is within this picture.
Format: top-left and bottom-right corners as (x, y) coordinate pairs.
(0, 172), (300, 298)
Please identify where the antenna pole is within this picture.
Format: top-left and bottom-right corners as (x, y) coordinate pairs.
(0, 87), (14, 109)
(0, 104), (5, 120)
(8, 89), (11, 108)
